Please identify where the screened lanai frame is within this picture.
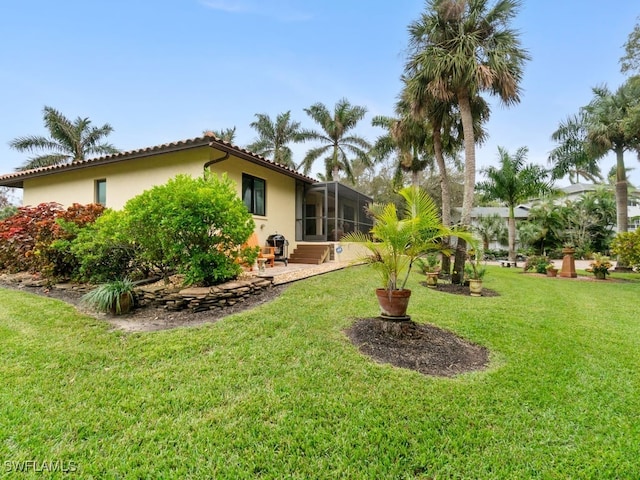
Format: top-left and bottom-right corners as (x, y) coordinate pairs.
(295, 181), (373, 242)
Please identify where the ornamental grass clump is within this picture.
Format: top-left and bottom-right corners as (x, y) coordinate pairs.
(81, 278), (135, 315)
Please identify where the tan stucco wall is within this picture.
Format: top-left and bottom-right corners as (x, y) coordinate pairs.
(22, 146), (300, 250)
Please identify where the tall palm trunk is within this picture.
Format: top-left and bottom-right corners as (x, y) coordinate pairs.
(433, 126), (452, 275)
(452, 89), (476, 284)
(508, 206), (516, 263)
(614, 147), (628, 233)
(331, 145), (340, 181)
(411, 169), (420, 187)
(614, 147), (630, 270)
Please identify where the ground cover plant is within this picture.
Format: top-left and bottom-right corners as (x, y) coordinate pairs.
(1, 266), (640, 478)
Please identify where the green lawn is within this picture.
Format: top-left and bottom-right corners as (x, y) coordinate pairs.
(1, 267), (639, 479)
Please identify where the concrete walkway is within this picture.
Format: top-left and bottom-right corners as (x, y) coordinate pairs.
(249, 260), (352, 285)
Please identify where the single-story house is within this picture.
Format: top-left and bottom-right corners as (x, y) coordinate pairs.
(0, 133), (372, 263)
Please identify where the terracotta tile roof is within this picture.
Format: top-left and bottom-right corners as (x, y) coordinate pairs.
(0, 134), (317, 187)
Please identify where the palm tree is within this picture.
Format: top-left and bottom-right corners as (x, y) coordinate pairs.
(405, 0), (529, 282)
(549, 112), (603, 184)
(370, 110), (434, 188)
(300, 99), (372, 182)
(576, 188), (617, 253)
(475, 213), (507, 251)
(583, 80), (640, 233)
(10, 106), (119, 170)
(526, 199), (565, 255)
(204, 127), (237, 143)
(477, 146), (553, 262)
(246, 111), (308, 168)
(402, 74), (489, 277)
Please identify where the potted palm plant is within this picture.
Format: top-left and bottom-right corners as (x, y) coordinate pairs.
(342, 187), (474, 319)
(465, 253), (487, 297)
(416, 253), (440, 288)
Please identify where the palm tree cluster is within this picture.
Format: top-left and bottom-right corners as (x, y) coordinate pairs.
(9, 7), (639, 275)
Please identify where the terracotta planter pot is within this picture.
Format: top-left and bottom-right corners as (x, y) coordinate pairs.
(425, 272), (439, 288)
(375, 288), (411, 318)
(595, 271), (607, 280)
(469, 279), (483, 297)
(546, 268), (558, 277)
(109, 292), (133, 315)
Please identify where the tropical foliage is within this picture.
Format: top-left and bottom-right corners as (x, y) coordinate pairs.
(586, 253), (613, 277)
(370, 100), (434, 188)
(342, 186), (473, 290)
(548, 112), (603, 184)
(477, 146), (552, 262)
(517, 188), (617, 258)
(611, 228), (640, 271)
(0, 202), (104, 277)
(204, 127), (237, 143)
(474, 213), (507, 251)
(582, 80), (640, 233)
(9, 106), (119, 170)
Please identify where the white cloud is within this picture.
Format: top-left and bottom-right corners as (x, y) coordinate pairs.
(198, 0), (248, 14)
(198, 0), (312, 22)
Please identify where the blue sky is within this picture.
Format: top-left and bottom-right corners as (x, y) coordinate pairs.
(1, 0), (639, 201)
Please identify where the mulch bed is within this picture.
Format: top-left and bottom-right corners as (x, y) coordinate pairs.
(345, 317), (489, 377)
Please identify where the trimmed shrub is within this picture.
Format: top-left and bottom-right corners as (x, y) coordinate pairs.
(71, 210), (144, 283)
(523, 255), (550, 273)
(121, 172), (255, 286)
(611, 229), (640, 271)
(36, 203), (105, 280)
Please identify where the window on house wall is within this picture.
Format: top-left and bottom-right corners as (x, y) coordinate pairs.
(95, 179), (106, 206)
(242, 174), (265, 216)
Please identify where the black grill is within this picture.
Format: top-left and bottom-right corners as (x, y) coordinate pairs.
(266, 234), (289, 266)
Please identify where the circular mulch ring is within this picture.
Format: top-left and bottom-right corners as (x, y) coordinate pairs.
(345, 317), (490, 377)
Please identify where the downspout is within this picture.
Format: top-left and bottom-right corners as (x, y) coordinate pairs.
(203, 145), (229, 172)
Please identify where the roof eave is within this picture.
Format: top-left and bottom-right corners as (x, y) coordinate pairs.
(0, 135), (317, 187)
